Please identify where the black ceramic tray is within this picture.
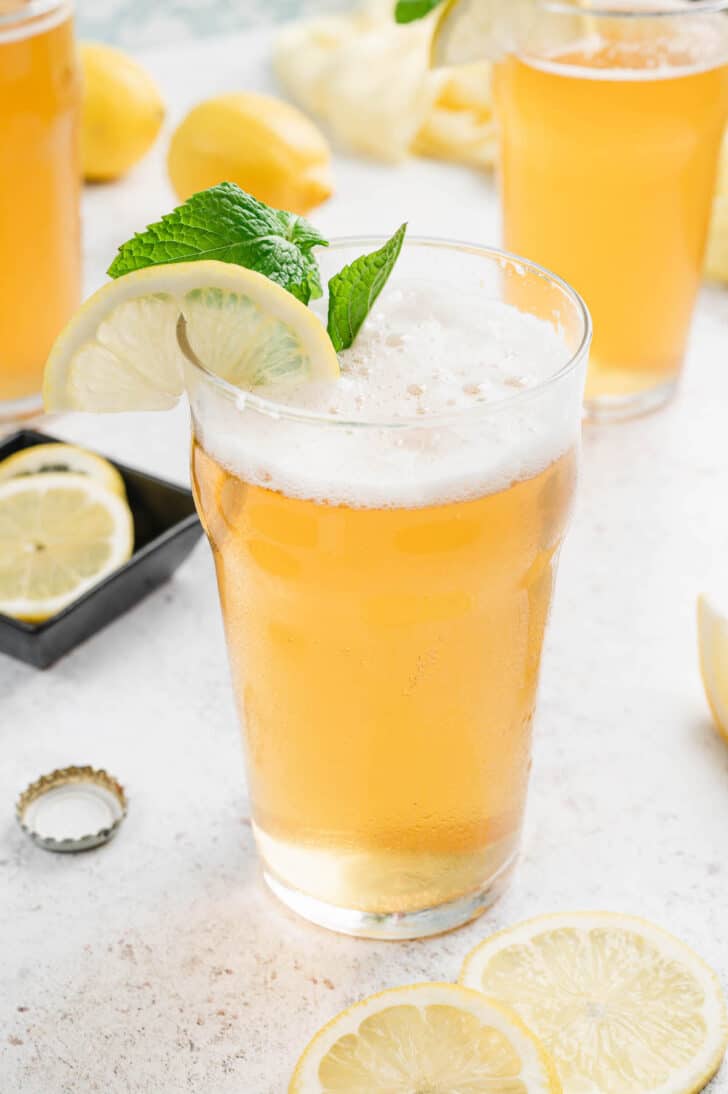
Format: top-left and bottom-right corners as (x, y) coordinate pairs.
(0, 429), (203, 669)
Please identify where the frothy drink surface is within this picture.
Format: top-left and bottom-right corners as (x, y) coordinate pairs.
(197, 279), (577, 508)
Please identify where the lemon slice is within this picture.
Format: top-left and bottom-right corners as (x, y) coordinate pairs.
(460, 912), (728, 1094)
(432, 0), (536, 65)
(0, 473), (134, 622)
(0, 443), (126, 499)
(289, 982), (561, 1093)
(698, 594), (728, 743)
(43, 260), (340, 413)
(431, 0), (586, 66)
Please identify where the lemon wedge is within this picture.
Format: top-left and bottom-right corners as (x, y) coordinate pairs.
(698, 594), (728, 743)
(289, 982), (561, 1093)
(43, 261), (339, 413)
(460, 911), (728, 1094)
(0, 443), (126, 499)
(0, 473), (134, 622)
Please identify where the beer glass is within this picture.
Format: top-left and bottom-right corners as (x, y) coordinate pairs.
(0, 1), (81, 420)
(185, 240), (590, 938)
(494, 0), (728, 420)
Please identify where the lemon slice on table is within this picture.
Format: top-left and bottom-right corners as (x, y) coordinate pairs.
(698, 594), (728, 743)
(0, 443), (126, 499)
(0, 473), (134, 622)
(289, 982), (561, 1093)
(431, 0), (586, 66)
(43, 261), (340, 413)
(460, 911), (728, 1094)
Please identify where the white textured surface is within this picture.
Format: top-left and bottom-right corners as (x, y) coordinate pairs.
(3, 28), (728, 1094)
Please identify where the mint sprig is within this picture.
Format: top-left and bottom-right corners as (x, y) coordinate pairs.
(108, 182), (328, 304)
(394, 0), (444, 23)
(109, 184), (406, 352)
(326, 225), (407, 352)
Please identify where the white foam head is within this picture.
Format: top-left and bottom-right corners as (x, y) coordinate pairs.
(521, 0), (728, 81)
(189, 245), (589, 509)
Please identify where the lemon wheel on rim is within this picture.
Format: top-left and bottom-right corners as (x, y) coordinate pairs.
(43, 260), (340, 414)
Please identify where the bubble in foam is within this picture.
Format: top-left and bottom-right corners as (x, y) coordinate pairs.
(200, 278), (582, 509)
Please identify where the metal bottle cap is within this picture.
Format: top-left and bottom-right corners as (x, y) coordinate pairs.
(16, 766), (127, 852)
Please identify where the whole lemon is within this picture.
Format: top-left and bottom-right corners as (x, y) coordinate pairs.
(80, 42), (165, 181)
(167, 92), (333, 214)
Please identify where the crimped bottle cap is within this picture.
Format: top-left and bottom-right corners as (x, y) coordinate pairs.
(16, 765), (127, 852)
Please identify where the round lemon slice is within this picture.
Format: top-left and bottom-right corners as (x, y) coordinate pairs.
(43, 260), (340, 413)
(0, 473), (134, 622)
(289, 982), (561, 1093)
(698, 593), (728, 743)
(0, 443), (126, 499)
(460, 912), (728, 1094)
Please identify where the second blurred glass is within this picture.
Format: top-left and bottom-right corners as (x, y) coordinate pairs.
(493, 0), (728, 420)
(0, 1), (81, 421)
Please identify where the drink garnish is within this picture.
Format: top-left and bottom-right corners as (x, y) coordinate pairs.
(394, 0), (444, 24)
(108, 182), (407, 350)
(108, 182), (328, 304)
(327, 223), (407, 350)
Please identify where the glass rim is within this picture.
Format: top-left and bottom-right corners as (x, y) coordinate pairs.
(0, 0), (72, 37)
(543, 0), (728, 18)
(179, 236), (592, 431)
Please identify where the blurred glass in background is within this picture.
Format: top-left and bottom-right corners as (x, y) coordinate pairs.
(0, 1), (81, 421)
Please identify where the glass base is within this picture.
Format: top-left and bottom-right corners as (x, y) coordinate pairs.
(584, 378), (678, 423)
(262, 854), (516, 940)
(0, 391), (43, 425)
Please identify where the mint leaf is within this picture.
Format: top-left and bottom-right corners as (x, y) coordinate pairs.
(107, 182), (328, 305)
(327, 224), (407, 352)
(395, 0), (443, 23)
(302, 250), (323, 302)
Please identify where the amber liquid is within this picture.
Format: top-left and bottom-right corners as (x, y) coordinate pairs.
(0, 8), (81, 408)
(494, 43), (728, 405)
(192, 440), (577, 913)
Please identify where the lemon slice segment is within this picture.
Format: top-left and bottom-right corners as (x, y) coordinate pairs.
(0, 473), (134, 622)
(289, 982), (561, 1093)
(0, 443), (126, 499)
(432, 0), (535, 65)
(698, 594), (728, 743)
(460, 912), (728, 1094)
(43, 260), (339, 413)
(431, 0), (586, 66)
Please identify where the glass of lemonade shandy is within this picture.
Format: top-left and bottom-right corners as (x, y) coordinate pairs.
(493, 0), (728, 421)
(0, 1), (81, 420)
(185, 240), (590, 939)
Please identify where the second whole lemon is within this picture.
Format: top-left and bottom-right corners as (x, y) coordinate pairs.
(167, 92), (333, 214)
(80, 42), (165, 181)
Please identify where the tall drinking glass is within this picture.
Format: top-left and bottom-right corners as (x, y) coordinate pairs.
(185, 240), (590, 939)
(493, 0), (728, 420)
(0, 1), (81, 420)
